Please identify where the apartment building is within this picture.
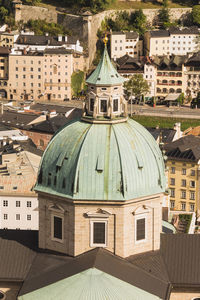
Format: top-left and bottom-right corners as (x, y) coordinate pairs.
(153, 55), (187, 100)
(184, 52), (200, 98)
(0, 31), (17, 49)
(4, 47), (84, 101)
(0, 47), (9, 99)
(43, 48), (74, 101)
(8, 51), (44, 101)
(116, 55), (157, 99)
(144, 27), (199, 57)
(165, 135), (200, 213)
(111, 31), (143, 60)
(0, 139), (42, 229)
(14, 34), (83, 53)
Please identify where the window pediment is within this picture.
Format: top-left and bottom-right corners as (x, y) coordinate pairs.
(85, 209), (111, 218)
(89, 91), (96, 97)
(48, 203), (65, 213)
(132, 205), (151, 215)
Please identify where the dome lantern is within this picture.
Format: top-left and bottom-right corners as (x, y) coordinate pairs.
(82, 40), (128, 124)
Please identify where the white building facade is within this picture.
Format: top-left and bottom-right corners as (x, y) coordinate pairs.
(111, 31), (143, 60)
(144, 27), (199, 57)
(0, 195), (38, 230)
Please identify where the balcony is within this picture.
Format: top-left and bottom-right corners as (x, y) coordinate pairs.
(157, 72), (182, 77)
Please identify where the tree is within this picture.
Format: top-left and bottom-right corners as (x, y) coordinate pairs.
(158, 7), (170, 29)
(192, 5), (200, 26)
(124, 74), (149, 100)
(71, 71), (85, 97)
(130, 9), (147, 35)
(177, 93), (184, 106)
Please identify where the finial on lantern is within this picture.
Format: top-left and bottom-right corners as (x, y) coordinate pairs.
(103, 33), (108, 46)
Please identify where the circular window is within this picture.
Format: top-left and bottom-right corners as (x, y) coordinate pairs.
(192, 298), (200, 300)
(0, 291), (5, 299)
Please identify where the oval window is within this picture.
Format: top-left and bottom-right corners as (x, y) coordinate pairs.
(0, 291), (5, 299)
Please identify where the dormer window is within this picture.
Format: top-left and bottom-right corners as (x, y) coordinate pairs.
(101, 87), (107, 91)
(100, 99), (107, 113)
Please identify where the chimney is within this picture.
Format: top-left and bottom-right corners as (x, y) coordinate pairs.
(46, 112), (50, 121)
(174, 122), (181, 140)
(58, 35), (62, 42)
(65, 35), (67, 42)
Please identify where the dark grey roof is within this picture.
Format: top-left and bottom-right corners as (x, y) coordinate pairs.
(26, 109), (82, 134)
(169, 26), (199, 35)
(19, 247), (170, 299)
(186, 51), (200, 66)
(0, 46), (10, 54)
(125, 31), (138, 39)
(149, 30), (170, 37)
(44, 48), (76, 55)
(160, 234), (200, 287)
(0, 124), (11, 131)
(2, 231), (200, 296)
(112, 31), (138, 39)
(0, 230), (37, 281)
(16, 139), (43, 156)
(164, 135), (200, 161)
(153, 55), (187, 70)
(149, 27), (199, 38)
(147, 128), (176, 144)
(128, 250), (170, 283)
(0, 111), (39, 128)
(16, 35), (77, 46)
(30, 103), (75, 114)
(116, 55), (144, 73)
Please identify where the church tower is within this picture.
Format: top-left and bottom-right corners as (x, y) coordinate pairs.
(35, 40), (166, 258)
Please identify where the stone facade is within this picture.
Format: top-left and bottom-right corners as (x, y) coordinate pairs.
(170, 290), (200, 300)
(38, 192), (163, 257)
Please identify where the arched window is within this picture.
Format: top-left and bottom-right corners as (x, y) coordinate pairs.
(169, 88), (175, 93)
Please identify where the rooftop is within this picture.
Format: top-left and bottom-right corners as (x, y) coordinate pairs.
(86, 45), (125, 86)
(112, 31), (138, 39)
(164, 135), (200, 162)
(16, 35), (77, 46)
(2, 231), (200, 298)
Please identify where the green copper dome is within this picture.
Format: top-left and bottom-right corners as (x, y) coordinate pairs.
(35, 118), (166, 201)
(86, 46), (124, 86)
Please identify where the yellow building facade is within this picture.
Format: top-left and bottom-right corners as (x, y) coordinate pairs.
(167, 159), (198, 212)
(165, 135), (200, 213)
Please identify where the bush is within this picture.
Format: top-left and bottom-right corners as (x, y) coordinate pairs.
(71, 71), (85, 97)
(25, 19), (71, 35)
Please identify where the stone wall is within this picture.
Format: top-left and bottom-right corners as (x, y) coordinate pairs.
(13, 4), (192, 66)
(14, 4), (58, 23)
